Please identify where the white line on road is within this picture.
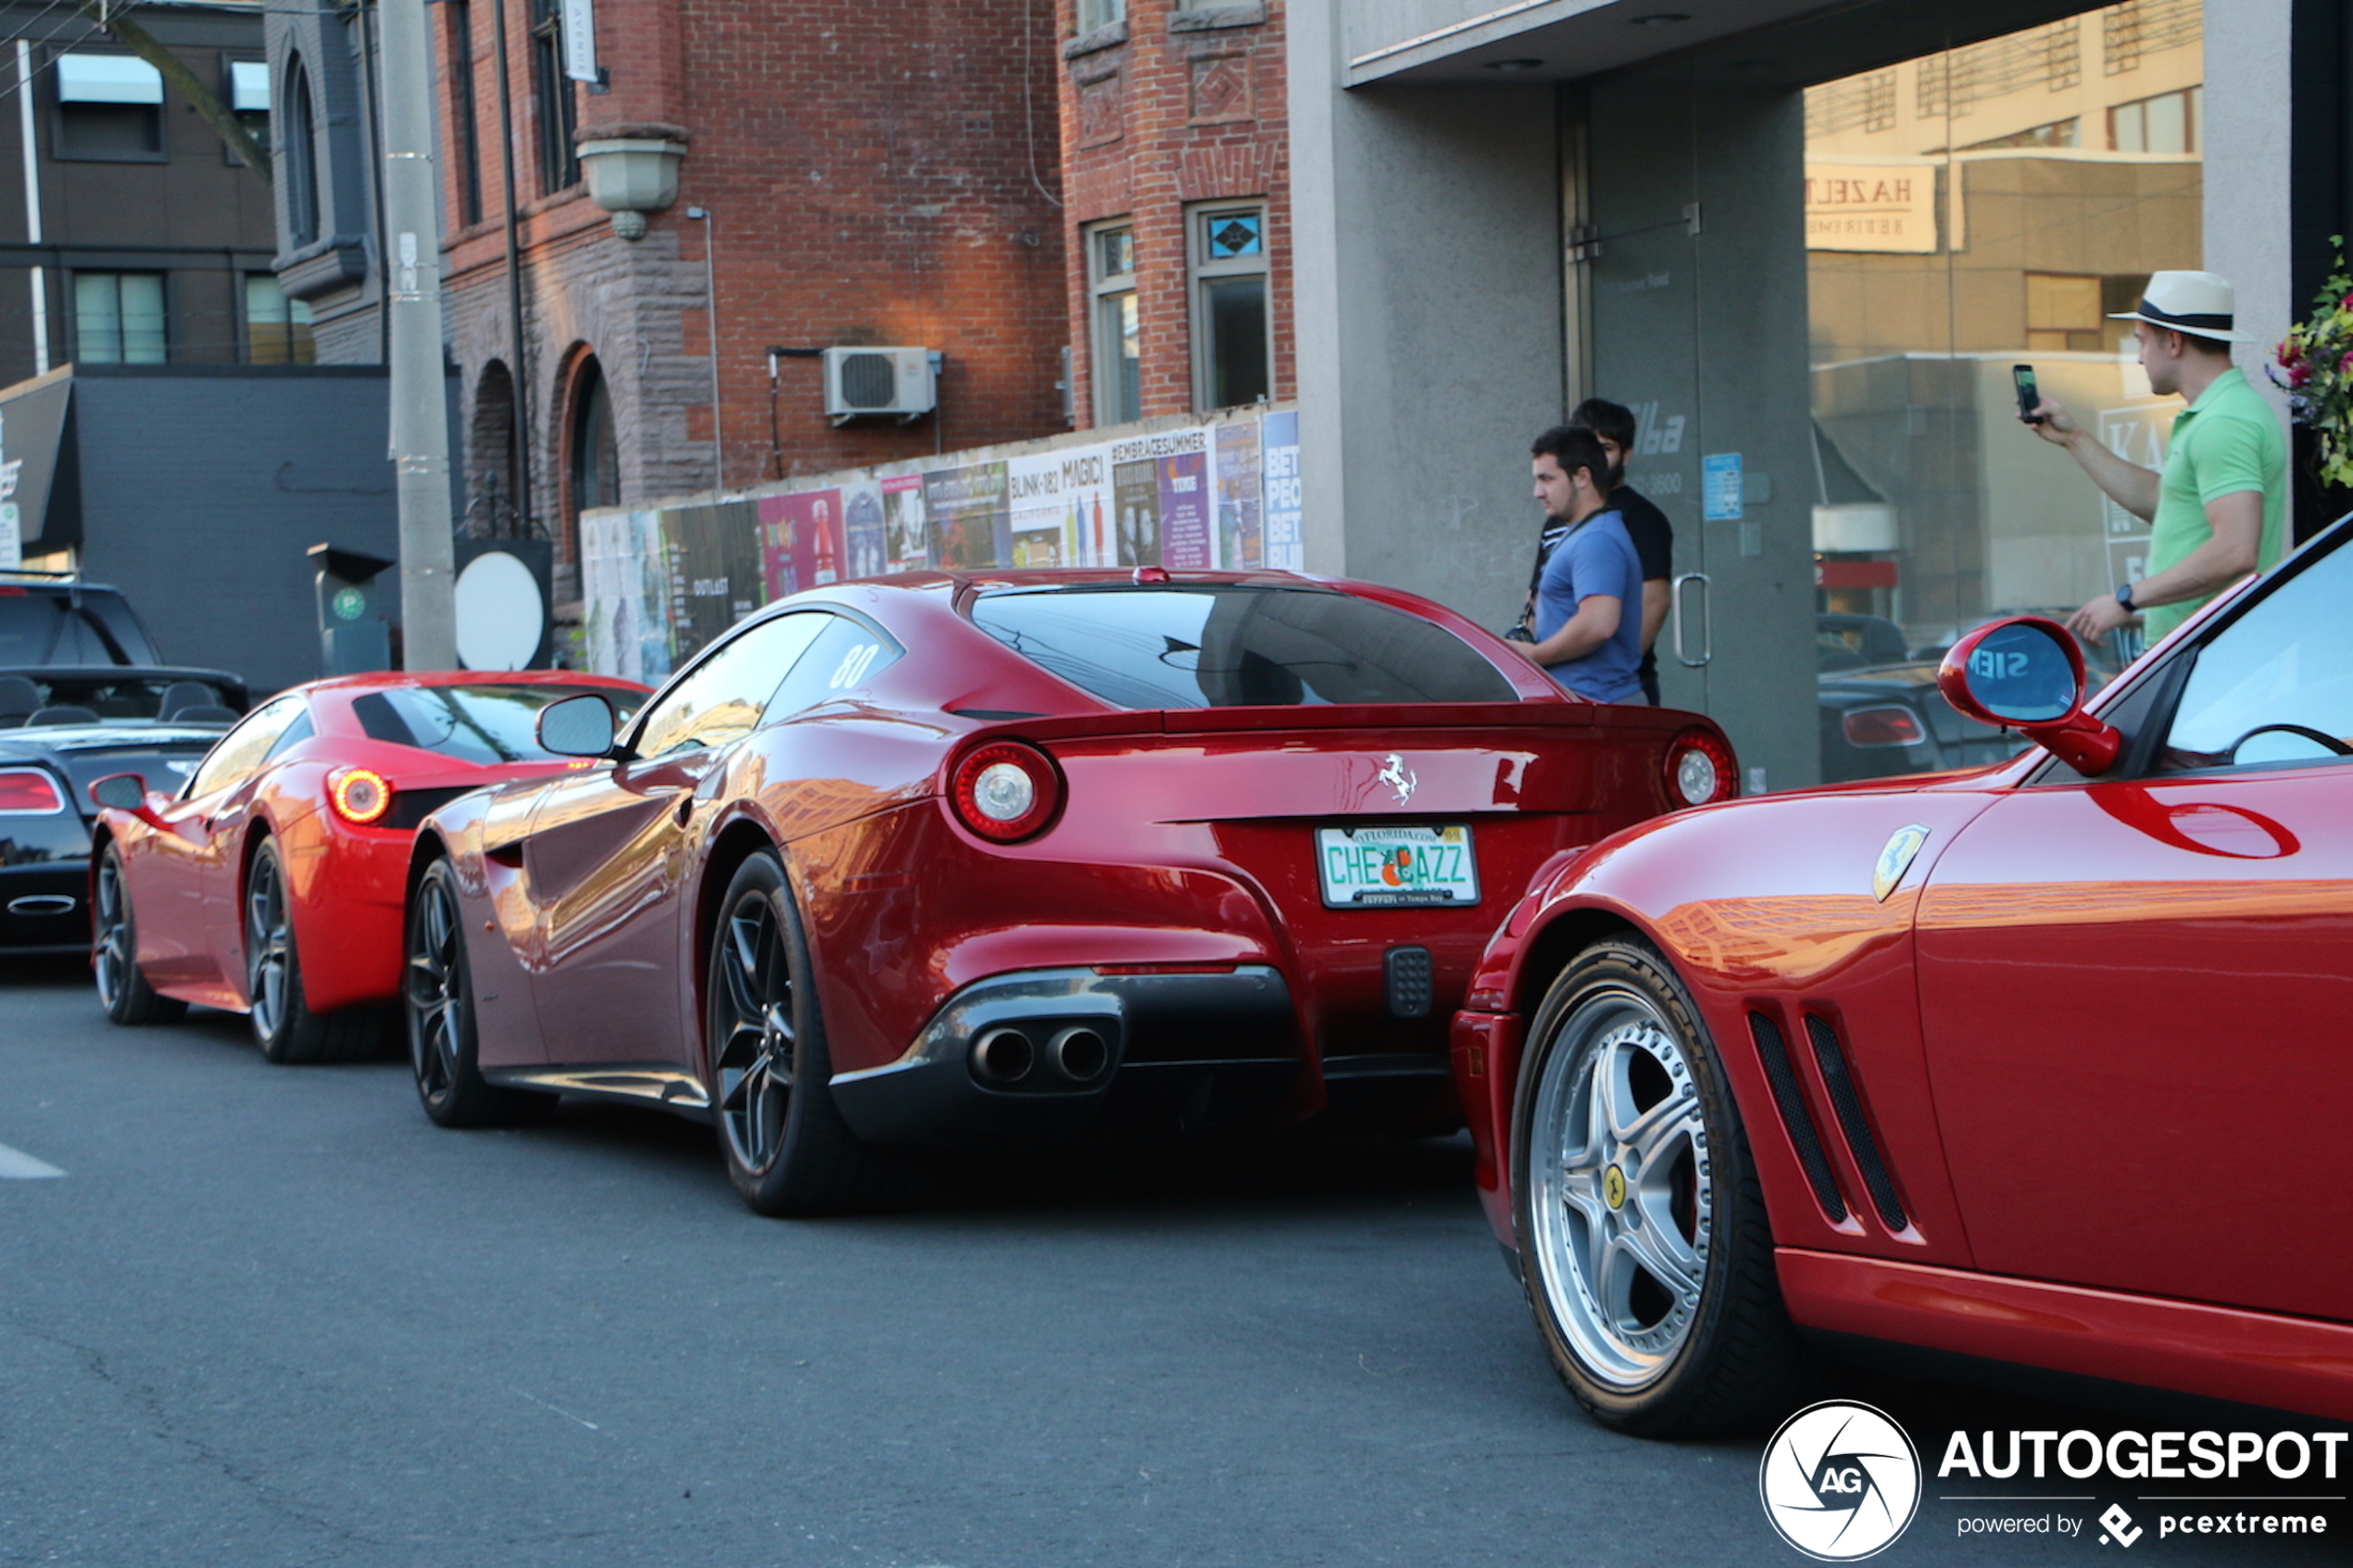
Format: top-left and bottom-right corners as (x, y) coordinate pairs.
(0, 1141), (64, 1179)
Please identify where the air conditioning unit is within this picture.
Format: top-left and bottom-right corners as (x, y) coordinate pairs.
(823, 347), (937, 424)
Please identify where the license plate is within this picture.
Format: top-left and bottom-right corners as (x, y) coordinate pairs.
(1315, 825), (1479, 909)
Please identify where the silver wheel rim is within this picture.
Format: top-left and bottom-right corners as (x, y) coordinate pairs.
(94, 851), (130, 1010)
(1527, 985), (1714, 1391)
(245, 850), (291, 1042)
(406, 874), (464, 1106)
(713, 890), (794, 1173)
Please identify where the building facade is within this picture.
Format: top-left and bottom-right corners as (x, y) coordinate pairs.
(0, 1), (293, 390)
(1057, 0), (1292, 429)
(422, 0), (1071, 614)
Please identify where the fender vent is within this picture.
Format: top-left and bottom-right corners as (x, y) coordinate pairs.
(1803, 1014), (1908, 1233)
(1747, 1011), (1847, 1223)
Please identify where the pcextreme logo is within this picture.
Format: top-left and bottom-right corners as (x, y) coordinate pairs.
(1759, 1400), (1923, 1561)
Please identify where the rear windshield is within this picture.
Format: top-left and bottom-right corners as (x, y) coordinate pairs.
(968, 585), (1519, 709)
(0, 589), (159, 666)
(352, 684), (646, 765)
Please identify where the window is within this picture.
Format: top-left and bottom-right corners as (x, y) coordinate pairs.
(1189, 204), (1269, 410)
(1076, 0), (1126, 32)
(570, 358), (618, 513)
(227, 59), (269, 163)
(447, 0), (484, 226)
(2023, 272), (2102, 352)
(2110, 86), (2201, 154)
(352, 684), (646, 765)
(55, 52), (163, 160)
(283, 56), (319, 245)
(530, 0), (579, 194)
(186, 695), (311, 800)
(969, 586), (1521, 709)
(764, 614), (901, 716)
(2160, 544), (2353, 772)
(1088, 222), (1140, 426)
(73, 273), (166, 364)
(629, 613), (832, 759)
(245, 275), (315, 365)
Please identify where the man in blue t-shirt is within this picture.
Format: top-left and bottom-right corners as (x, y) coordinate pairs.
(1514, 426), (1645, 705)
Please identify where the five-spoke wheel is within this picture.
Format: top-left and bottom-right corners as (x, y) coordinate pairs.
(405, 858), (548, 1126)
(1514, 940), (1803, 1436)
(93, 842), (183, 1025)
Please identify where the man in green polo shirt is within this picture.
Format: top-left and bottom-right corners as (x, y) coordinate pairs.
(2023, 270), (2287, 646)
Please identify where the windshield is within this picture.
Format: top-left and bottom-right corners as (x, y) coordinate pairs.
(969, 585), (1519, 709)
(0, 588), (157, 667)
(352, 684), (646, 765)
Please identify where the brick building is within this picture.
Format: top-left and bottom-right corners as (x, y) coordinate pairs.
(1057, 0), (1290, 429)
(426, 0), (1071, 608)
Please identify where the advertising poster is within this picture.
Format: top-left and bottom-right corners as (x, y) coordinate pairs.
(1060, 445), (1112, 566)
(585, 508), (679, 685)
(1214, 421), (1263, 571)
(841, 480), (887, 581)
(1111, 454), (1161, 566)
(1262, 410), (1303, 571)
(767, 489), (845, 594)
(1157, 445), (1211, 570)
(1007, 452), (1069, 567)
(883, 474), (927, 572)
(672, 502), (763, 659)
(925, 461), (1010, 569)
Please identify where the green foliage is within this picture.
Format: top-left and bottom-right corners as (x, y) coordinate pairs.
(2272, 238), (2353, 487)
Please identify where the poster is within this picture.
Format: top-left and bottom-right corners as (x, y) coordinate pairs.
(757, 495), (797, 601)
(1261, 410), (1302, 571)
(1214, 421), (1264, 571)
(883, 474), (927, 572)
(1111, 454), (1161, 567)
(582, 508), (677, 686)
(842, 480), (887, 581)
(671, 501), (762, 657)
(764, 489), (845, 596)
(1007, 452), (1070, 567)
(925, 461), (1010, 569)
(1053, 445), (1111, 567)
(1157, 445), (1211, 570)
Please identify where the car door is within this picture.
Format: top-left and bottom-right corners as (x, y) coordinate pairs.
(132, 694), (311, 990)
(522, 612), (831, 1067)
(1915, 537), (2353, 1321)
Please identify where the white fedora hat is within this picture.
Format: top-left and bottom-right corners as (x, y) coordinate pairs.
(2108, 270), (2258, 343)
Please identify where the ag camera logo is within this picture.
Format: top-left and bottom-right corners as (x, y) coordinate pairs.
(1760, 1400), (1922, 1561)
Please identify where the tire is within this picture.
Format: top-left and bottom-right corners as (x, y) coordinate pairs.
(245, 836), (381, 1064)
(1512, 938), (1806, 1437)
(404, 858), (555, 1128)
(707, 852), (915, 1216)
(92, 843), (185, 1026)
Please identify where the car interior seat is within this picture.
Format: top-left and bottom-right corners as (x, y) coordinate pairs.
(157, 681), (219, 721)
(24, 705), (100, 726)
(0, 674), (39, 727)
(169, 704), (240, 726)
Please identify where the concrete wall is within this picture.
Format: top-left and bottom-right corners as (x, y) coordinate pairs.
(2205, 0), (2295, 426)
(68, 367), (416, 696)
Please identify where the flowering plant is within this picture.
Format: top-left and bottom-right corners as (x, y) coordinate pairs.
(2271, 240), (2353, 487)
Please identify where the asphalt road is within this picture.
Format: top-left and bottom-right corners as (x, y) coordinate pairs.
(0, 953), (2337, 1567)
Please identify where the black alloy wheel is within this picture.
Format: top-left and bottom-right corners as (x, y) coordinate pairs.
(707, 851), (914, 1216)
(93, 843), (184, 1025)
(244, 836), (377, 1064)
(405, 858), (551, 1128)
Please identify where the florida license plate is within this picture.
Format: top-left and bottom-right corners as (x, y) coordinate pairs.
(1315, 825), (1479, 909)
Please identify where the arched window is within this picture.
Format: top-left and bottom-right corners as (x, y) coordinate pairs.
(566, 357), (618, 579)
(469, 360), (522, 536)
(283, 56), (319, 246)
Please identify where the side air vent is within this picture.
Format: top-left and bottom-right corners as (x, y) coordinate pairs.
(1746, 1011), (1847, 1223)
(1803, 1014), (1908, 1233)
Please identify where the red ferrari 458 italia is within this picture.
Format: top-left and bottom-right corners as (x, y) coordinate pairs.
(1453, 518), (2353, 1435)
(401, 569), (1738, 1215)
(89, 671), (648, 1060)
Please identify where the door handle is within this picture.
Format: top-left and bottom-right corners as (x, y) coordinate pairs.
(1672, 572), (1712, 668)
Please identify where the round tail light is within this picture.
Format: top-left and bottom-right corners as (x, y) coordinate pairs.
(327, 766), (393, 825)
(949, 741), (1061, 842)
(1665, 729), (1738, 808)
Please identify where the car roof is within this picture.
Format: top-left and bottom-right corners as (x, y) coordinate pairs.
(297, 670), (651, 696)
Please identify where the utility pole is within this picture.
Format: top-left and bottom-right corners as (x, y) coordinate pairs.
(378, 0), (458, 668)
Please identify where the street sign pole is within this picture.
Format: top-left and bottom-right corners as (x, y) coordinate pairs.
(378, 0), (457, 670)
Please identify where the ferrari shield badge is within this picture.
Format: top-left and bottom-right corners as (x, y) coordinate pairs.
(1872, 824), (1931, 902)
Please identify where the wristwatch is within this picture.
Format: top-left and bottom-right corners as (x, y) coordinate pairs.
(2114, 583), (2136, 612)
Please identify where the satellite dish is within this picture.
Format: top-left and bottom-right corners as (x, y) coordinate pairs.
(454, 549), (547, 671)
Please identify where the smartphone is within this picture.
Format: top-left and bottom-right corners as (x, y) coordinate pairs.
(2013, 364), (2043, 424)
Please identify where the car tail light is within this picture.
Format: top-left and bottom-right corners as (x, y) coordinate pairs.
(0, 768), (64, 814)
(949, 740), (1061, 842)
(327, 766), (394, 826)
(1842, 705), (1926, 749)
(1665, 729), (1738, 808)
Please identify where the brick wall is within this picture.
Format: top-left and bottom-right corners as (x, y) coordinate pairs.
(434, 0), (1071, 606)
(1056, 0), (1290, 428)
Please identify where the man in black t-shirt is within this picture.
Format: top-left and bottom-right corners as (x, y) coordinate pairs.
(1567, 399), (1673, 705)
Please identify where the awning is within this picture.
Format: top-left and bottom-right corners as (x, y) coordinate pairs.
(56, 53), (163, 106)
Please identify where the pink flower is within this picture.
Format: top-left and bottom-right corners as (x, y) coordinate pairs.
(2279, 338), (2304, 367)
(2291, 360), (2314, 388)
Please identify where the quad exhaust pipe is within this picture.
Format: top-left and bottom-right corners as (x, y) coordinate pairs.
(971, 1026), (1036, 1085)
(968, 1022), (1113, 1088)
(1047, 1025), (1109, 1084)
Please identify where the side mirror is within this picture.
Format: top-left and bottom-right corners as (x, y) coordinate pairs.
(89, 771), (167, 827)
(1938, 617), (2122, 773)
(536, 693), (617, 759)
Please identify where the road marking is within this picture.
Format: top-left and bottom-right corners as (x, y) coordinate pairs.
(0, 1141), (65, 1179)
